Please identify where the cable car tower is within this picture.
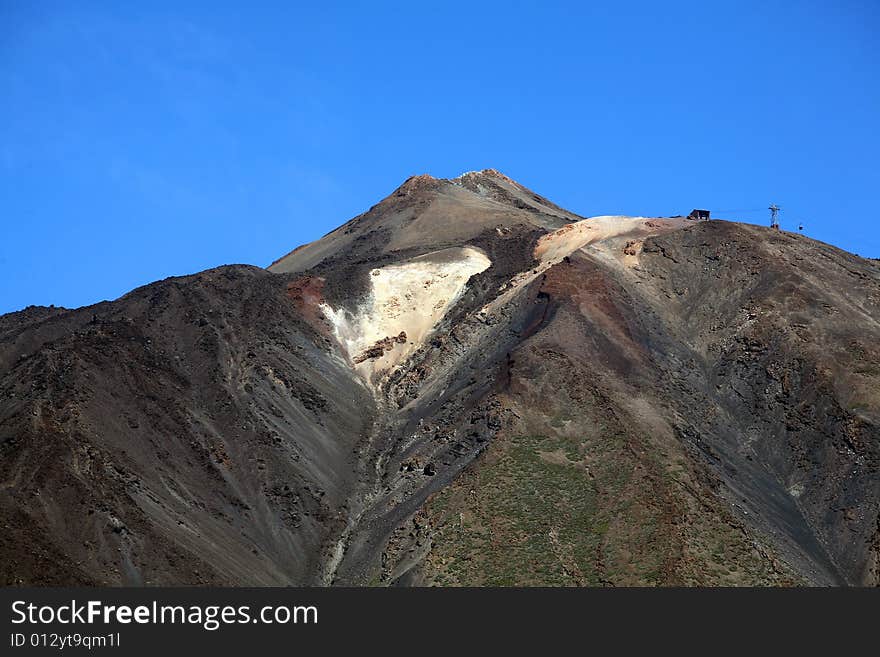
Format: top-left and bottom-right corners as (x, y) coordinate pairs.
(769, 203), (781, 230)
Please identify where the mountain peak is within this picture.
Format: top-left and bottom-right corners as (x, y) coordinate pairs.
(393, 173), (440, 196)
(3, 172), (879, 588)
(453, 168), (518, 184)
(269, 169), (583, 275)
(393, 169), (519, 196)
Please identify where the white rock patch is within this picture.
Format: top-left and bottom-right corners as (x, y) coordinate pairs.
(321, 246), (491, 383)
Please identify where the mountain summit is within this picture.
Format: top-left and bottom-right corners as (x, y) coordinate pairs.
(2, 172), (878, 586)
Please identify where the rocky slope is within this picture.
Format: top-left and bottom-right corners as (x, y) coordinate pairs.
(2, 170), (878, 585)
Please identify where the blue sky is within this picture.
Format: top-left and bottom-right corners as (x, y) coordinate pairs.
(2, 1), (878, 314)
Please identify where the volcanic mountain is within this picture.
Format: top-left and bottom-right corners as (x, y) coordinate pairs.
(2, 170), (878, 586)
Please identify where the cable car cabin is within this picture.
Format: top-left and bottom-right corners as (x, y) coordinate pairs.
(687, 209), (711, 221)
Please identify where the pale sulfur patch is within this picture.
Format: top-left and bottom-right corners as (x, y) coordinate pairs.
(321, 246), (491, 384)
(534, 216), (654, 262)
(481, 216), (688, 316)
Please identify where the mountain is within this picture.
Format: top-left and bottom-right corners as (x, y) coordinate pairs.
(1, 170), (878, 586)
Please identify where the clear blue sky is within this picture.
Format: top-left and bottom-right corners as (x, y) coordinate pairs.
(2, 1), (878, 314)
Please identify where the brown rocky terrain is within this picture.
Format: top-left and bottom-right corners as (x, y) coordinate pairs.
(2, 170), (878, 586)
